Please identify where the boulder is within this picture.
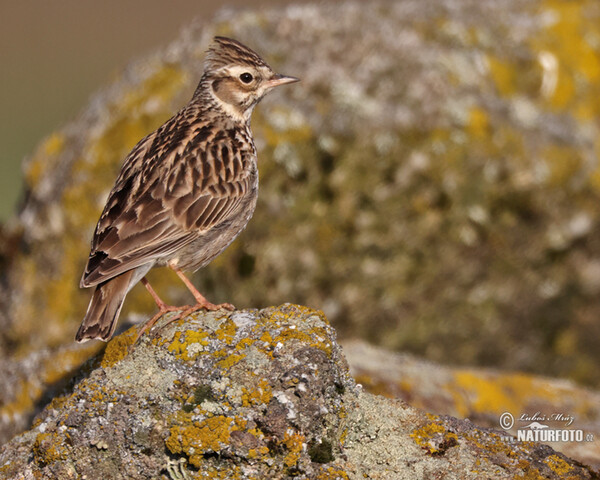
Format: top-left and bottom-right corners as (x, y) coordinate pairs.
(1, 305), (596, 479)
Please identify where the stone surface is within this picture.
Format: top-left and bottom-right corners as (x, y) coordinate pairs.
(344, 340), (600, 469)
(0, 341), (100, 446)
(0, 305), (597, 479)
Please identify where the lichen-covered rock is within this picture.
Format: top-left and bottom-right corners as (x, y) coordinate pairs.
(0, 341), (101, 445)
(0, 305), (352, 479)
(0, 305), (596, 479)
(1, 0), (600, 390)
(344, 340), (600, 469)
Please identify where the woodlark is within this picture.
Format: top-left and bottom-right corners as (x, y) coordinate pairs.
(76, 36), (298, 342)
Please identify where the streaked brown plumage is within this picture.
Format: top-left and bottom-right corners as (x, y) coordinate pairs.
(76, 37), (298, 342)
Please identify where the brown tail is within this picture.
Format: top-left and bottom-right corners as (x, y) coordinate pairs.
(76, 270), (134, 342)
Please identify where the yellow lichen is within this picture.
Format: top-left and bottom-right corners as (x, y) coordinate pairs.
(467, 107), (490, 138)
(32, 432), (69, 466)
(532, 0), (600, 116)
(544, 454), (575, 476)
(215, 318), (238, 343)
(43, 132), (66, 156)
(0, 342), (99, 422)
(283, 431), (305, 468)
(541, 144), (583, 187)
(100, 327), (137, 368)
(168, 329), (209, 361)
(248, 445), (270, 459)
(241, 379), (273, 407)
(449, 370), (566, 419)
(316, 466), (350, 480)
(410, 421), (458, 455)
(216, 353), (246, 369)
(259, 331), (273, 344)
(166, 415), (236, 468)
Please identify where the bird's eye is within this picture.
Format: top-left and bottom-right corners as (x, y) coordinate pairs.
(239, 72), (254, 84)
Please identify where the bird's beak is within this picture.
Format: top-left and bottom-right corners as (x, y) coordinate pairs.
(266, 74), (300, 88)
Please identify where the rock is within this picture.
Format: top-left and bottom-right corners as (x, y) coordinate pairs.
(0, 341), (100, 446)
(0, 305), (596, 479)
(343, 340), (600, 469)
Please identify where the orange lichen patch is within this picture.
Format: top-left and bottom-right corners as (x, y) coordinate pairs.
(410, 419), (459, 456)
(84, 379), (121, 405)
(532, 0), (600, 117)
(241, 379), (273, 407)
(165, 415), (244, 468)
(235, 337), (256, 351)
(273, 327), (313, 345)
(43, 132), (67, 156)
(259, 331), (273, 344)
(0, 379), (43, 422)
(316, 466), (350, 480)
(449, 370), (564, 419)
(260, 306), (336, 358)
(467, 107), (490, 138)
(216, 353), (246, 370)
(215, 318), (238, 344)
(283, 431), (306, 467)
(267, 304), (328, 325)
(544, 454), (576, 476)
(32, 431), (69, 466)
(122, 64), (187, 113)
(592, 138), (600, 190)
(487, 55), (521, 97)
(100, 327), (138, 368)
(167, 329), (210, 361)
(248, 445), (270, 459)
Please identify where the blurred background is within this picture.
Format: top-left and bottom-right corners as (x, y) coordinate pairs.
(1, 0), (600, 390)
(0, 0), (312, 220)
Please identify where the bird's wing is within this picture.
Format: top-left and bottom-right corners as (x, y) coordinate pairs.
(81, 122), (255, 288)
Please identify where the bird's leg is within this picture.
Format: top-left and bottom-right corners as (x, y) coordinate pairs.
(135, 270), (235, 343)
(171, 266), (235, 312)
(133, 277), (182, 343)
(141, 277), (178, 311)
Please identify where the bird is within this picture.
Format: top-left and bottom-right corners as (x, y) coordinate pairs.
(75, 36), (299, 342)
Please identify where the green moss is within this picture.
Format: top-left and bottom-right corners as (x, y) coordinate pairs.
(308, 439), (334, 464)
(193, 384), (216, 404)
(182, 384), (217, 412)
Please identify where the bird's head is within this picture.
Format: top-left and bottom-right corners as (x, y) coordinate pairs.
(199, 36), (299, 122)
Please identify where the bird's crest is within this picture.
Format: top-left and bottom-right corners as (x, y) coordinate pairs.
(204, 36), (269, 73)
